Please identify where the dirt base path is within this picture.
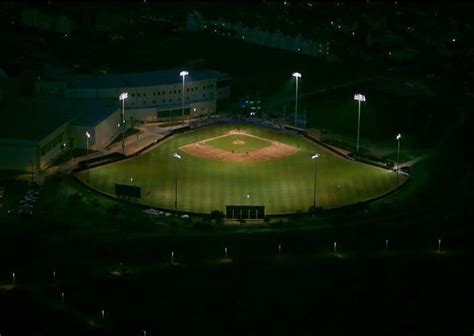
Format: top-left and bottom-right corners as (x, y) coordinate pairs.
(179, 130), (299, 162)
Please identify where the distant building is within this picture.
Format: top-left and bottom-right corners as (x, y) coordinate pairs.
(0, 98), (120, 171)
(239, 97), (262, 116)
(35, 68), (231, 122)
(186, 11), (330, 57)
(0, 68), (231, 172)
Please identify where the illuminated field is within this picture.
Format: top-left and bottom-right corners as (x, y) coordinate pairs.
(80, 124), (405, 214)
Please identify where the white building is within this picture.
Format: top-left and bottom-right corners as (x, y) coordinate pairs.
(35, 68), (231, 123)
(0, 68), (231, 172)
(0, 98), (121, 171)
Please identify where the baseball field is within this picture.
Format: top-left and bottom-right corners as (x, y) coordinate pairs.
(80, 123), (405, 215)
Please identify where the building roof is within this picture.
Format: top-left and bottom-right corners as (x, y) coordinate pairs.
(41, 68), (230, 90)
(71, 99), (119, 127)
(0, 97), (118, 141)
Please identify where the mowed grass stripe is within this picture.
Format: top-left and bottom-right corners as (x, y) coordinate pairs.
(82, 124), (405, 214)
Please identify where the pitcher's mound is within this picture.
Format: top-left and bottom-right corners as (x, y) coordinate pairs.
(233, 140), (245, 145)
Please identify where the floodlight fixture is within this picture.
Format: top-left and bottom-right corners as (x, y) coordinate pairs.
(354, 93), (366, 102)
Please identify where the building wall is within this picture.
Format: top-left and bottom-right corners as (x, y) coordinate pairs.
(37, 122), (69, 169)
(69, 125), (95, 151)
(94, 108), (122, 149)
(69, 108), (122, 151)
(38, 76), (230, 111)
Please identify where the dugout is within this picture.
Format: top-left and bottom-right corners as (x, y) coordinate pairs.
(226, 205), (265, 220)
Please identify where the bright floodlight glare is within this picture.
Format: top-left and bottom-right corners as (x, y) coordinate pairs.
(180, 70), (189, 77)
(354, 94), (366, 102)
(396, 133), (401, 140)
(311, 153), (320, 159)
(292, 72), (302, 78)
(86, 131), (91, 138)
(119, 92), (128, 100)
(173, 152), (182, 159)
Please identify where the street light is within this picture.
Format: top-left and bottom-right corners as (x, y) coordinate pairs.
(86, 131), (91, 184)
(396, 133), (401, 186)
(354, 93), (366, 153)
(173, 152), (182, 213)
(292, 72), (302, 127)
(311, 153), (320, 209)
(119, 92), (128, 155)
(180, 71), (189, 119)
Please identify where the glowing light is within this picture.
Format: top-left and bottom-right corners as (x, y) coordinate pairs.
(354, 94), (366, 102)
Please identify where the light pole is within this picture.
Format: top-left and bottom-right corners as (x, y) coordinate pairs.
(119, 92), (128, 155)
(396, 133), (401, 186)
(311, 153), (320, 209)
(85, 131), (91, 184)
(292, 72), (301, 127)
(354, 93), (366, 153)
(173, 152), (182, 213)
(180, 70), (189, 119)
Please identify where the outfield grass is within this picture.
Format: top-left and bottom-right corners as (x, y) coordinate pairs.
(81, 124), (405, 214)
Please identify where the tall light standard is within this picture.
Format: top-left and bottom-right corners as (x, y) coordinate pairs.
(354, 93), (366, 153)
(396, 133), (401, 186)
(311, 153), (320, 209)
(292, 72), (302, 127)
(180, 71), (189, 119)
(172, 152), (182, 213)
(119, 92), (128, 155)
(85, 131), (91, 184)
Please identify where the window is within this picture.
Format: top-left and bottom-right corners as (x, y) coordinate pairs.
(131, 93), (135, 97)
(169, 90), (172, 94)
(137, 93), (141, 97)
(153, 92), (155, 96)
(173, 90), (176, 94)
(158, 92), (160, 95)
(187, 88), (189, 92)
(143, 93), (146, 97)
(162, 99), (165, 103)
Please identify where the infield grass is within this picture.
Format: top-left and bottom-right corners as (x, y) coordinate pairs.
(206, 134), (271, 154)
(81, 124), (405, 214)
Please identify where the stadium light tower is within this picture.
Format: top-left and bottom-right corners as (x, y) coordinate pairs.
(311, 153), (320, 209)
(173, 152), (182, 213)
(85, 131), (91, 184)
(119, 92), (128, 155)
(180, 71), (189, 119)
(354, 93), (366, 153)
(396, 133), (401, 186)
(292, 72), (302, 126)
